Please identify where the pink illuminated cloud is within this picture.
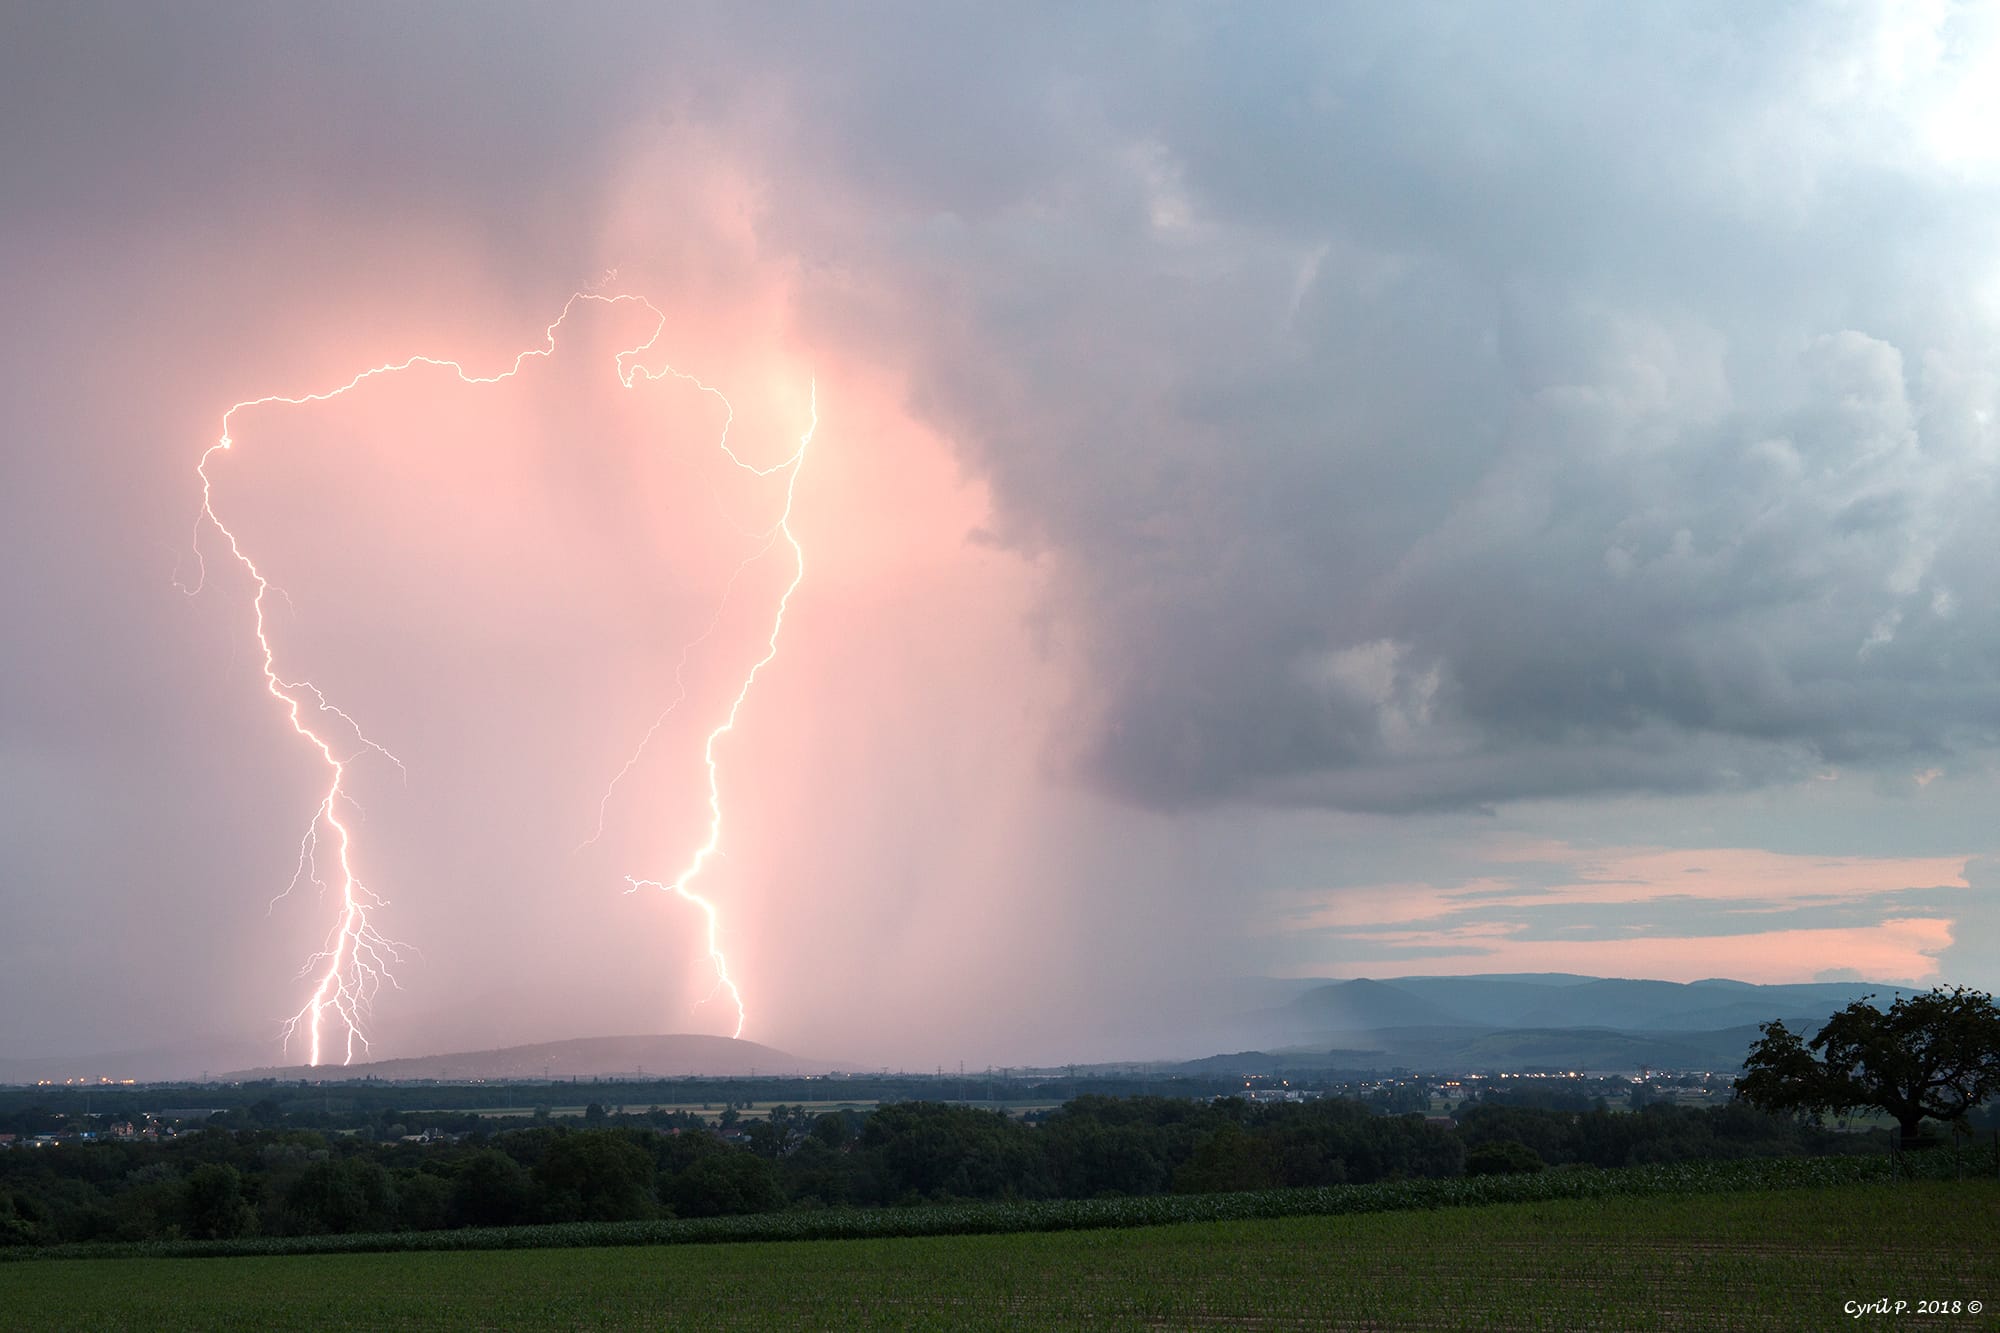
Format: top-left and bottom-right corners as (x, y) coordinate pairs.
(1272, 841), (1972, 987)
(1321, 917), (1956, 987)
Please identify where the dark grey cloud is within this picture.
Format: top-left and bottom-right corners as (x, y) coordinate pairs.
(751, 4), (2000, 812)
(11, 4), (1999, 824)
(7, 3), (2000, 1060)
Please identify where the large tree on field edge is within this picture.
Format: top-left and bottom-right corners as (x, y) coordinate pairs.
(1735, 986), (2000, 1149)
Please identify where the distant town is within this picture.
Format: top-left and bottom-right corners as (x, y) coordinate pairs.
(1, 1063), (1758, 1149)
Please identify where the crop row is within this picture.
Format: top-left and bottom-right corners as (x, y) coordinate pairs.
(6, 1142), (1993, 1264)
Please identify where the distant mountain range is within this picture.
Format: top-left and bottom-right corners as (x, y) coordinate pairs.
(1, 974), (1932, 1084)
(1179, 973), (1922, 1075)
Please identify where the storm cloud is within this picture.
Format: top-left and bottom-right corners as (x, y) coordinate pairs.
(752, 4), (2000, 812)
(13, 4), (1999, 815)
(6, 3), (2000, 1063)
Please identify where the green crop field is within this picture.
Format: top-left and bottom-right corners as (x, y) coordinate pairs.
(3, 1180), (1994, 1331)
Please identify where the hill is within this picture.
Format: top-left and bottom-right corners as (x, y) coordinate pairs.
(1275, 974), (1913, 1033)
(223, 1034), (839, 1081)
(1195, 972), (1925, 1074)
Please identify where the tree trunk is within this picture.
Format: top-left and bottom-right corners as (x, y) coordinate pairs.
(1898, 1115), (1923, 1151)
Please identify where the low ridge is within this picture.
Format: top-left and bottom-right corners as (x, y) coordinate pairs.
(224, 1033), (841, 1081)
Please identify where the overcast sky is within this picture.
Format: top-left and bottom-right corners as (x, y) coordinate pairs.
(4, 2), (1999, 1070)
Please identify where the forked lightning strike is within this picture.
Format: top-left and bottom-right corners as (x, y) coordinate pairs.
(184, 292), (811, 1062)
(623, 381), (815, 1040)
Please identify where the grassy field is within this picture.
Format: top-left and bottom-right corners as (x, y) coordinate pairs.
(3, 1180), (1993, 1331)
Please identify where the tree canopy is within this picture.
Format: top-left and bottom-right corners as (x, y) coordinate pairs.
(1736, 986), (2000, 1147)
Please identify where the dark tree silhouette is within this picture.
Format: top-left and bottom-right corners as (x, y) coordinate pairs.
(1737, 986), (2000, 1148)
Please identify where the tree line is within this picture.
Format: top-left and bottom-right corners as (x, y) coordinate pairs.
(0, 1072), (1251, 1135)
(0, 1092), (1889, 1247)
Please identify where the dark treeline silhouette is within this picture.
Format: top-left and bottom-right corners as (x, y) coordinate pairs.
(0, 1073), (1251, 1133)
(0, 1092), (1903, 1247)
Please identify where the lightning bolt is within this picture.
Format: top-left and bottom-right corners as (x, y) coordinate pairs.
(624, 380), (816, 1040)
(183, 291), (810, 1061)
(189, 401), (428, 1068)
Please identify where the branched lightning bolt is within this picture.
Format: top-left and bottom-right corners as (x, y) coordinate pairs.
(623, 381), (817, 1040)
(188, 413), (419, 1067)
(183, 291), (810, 1063)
